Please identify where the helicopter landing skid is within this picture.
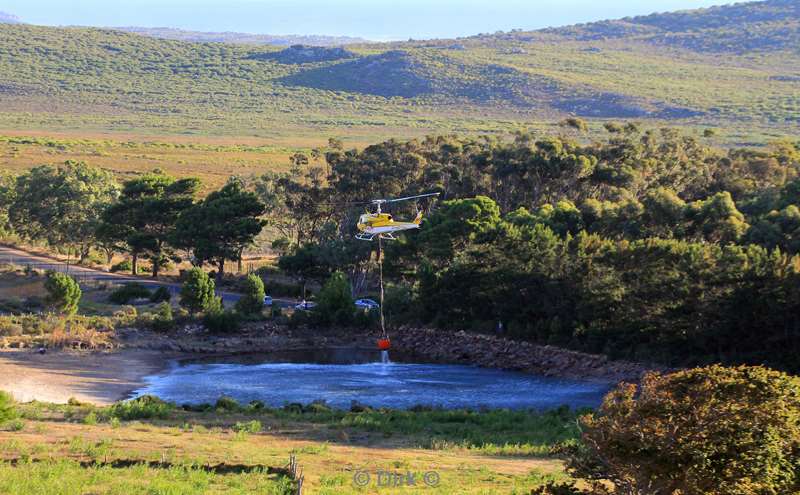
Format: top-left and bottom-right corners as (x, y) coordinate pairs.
(355, 232), (397, 241)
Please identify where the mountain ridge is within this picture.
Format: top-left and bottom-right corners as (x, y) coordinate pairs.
(0, 0), (796, 142)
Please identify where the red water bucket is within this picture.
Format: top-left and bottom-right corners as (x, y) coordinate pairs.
(377, 338), (391, 350)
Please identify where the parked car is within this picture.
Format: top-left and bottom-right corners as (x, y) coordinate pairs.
(294, 301), (316, 311)
(355, 298), (380, 310)
(263, 295), (273, 306)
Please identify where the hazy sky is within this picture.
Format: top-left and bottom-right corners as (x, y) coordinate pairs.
(2, 0), (734, 40)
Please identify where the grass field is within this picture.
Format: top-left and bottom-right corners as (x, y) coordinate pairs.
(0, 398), (578, 494)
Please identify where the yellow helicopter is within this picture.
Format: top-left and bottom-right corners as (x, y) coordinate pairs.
(355, 193), (440, 241)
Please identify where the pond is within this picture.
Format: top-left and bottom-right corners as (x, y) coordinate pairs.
(133, 349), (611, 410)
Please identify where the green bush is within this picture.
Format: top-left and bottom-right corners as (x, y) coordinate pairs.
(44, 271), (81, 315)
(149, 286), (172, 303)
(215, 396), (241, 412)
(314, 271), (355, 326)
(108, 283), (151, 304)
(235, 274), (265, 315)
(203, 308), (240, 333)
(262, 279), (304, 298)
(180, 268), (216, 314)
(0, 391), (17, 423)
(570, 365), (800, 495)
(109, 260), (132, 273)
(109, 395), (174, 420)
(150, 302), (174, 332)
(233, 420), (262, 434)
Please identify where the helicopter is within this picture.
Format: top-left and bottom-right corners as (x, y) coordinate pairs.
(355, 193), (440, 241)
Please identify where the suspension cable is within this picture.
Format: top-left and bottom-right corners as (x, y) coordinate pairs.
(377, 236), (387, 339)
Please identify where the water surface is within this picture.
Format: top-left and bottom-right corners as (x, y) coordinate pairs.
(134, 349), (610, 410)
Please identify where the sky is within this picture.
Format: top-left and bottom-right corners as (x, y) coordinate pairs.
(1, 0), (734, 41)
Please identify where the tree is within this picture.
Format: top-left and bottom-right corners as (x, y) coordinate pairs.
(235, 274), (265, 315)
(278, 244), (328, 299)
(44, 271), (82, 315)
(9, 162), (119, 262)
(100, 171), (199, 276)
(569, 366), (800, 495)
(172, 179), (266, 281)
(0, 172), (15, 236)
(180, 267), (216, 314)
(315, 271), (355, 326)
(687, 191), (749, 243)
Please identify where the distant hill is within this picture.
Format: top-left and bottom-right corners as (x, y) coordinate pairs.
(0, 11), (20, 24)
(249, 44), (357, 64)
(0, 0), (796, 142)
(540, 0), (800, 53)
(114, 26), (367, 47)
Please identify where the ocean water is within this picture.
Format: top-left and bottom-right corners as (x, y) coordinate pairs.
(133, 350), (610, 410)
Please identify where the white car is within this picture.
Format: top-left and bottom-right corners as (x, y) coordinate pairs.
(355, 298), (380, 310)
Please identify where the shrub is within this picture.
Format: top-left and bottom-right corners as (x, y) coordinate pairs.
(150, 302), (174, 332)
(108, 283), (151, 304)
(203, 308), (240, 333)
(235, 274), (265, 315)
(180, 268), (216, 313)
(7, 419), (24, 431)
(215, 396), (241, 412)
(569, 365), (800, 495)
(109, 395), (174, 420)
(233, 420), (262, 434)
(314, 271), (355, 326)
(112, 305), (138, 325)
(0, 391), (17, 423)
(82, 411), (97, 425)
(44, 271), (81, 315)
(109, 260), (132, 273)
(149, 286), (172, 303)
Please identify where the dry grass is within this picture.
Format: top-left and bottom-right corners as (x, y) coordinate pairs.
(0, 403), (571, 494)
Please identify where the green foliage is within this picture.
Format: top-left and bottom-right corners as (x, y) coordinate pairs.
(570, 366), (800, 495)
(109, 395), (174, 420)
(0, 390), (17, 423)
(179, 268), (216, 314)
(202, 307), (241, 334)
(149, 286), (172, 303)
(108, 283), (151, 305)
(214, 396), (241, 412)
(108, 260), (132, 273)
(172, 179), (266, 278)
(235, 274), (266, 315)
(314, 271), (355, 326)
(150, 302), (175, 333)
(232, 420), (262, 434)
(99, 171), (199, 277)
(8, 161), (118, 261)
(43, 271), (81, 315)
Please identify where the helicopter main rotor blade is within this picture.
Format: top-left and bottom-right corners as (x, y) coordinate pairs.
(373, 192), (441, 204)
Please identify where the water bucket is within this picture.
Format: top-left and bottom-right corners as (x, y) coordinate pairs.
(377, 338), (391, 350)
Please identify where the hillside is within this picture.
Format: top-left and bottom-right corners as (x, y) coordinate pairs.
(0, 0), (797, 145)
(115, 26), (367, 46)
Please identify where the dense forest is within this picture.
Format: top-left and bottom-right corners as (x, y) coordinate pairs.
(255, 123), (800, 372)
(2, 123), (799, 371)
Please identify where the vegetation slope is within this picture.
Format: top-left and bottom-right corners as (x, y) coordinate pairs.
(0, 0), (797, 143)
